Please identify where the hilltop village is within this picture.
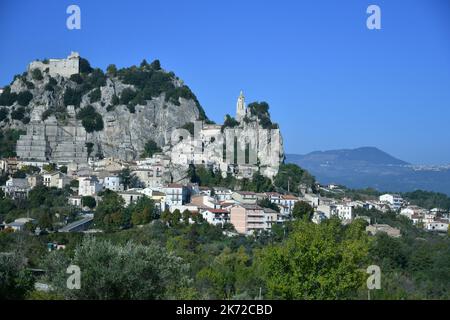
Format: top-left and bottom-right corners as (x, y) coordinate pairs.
(0, 52), (448, 235)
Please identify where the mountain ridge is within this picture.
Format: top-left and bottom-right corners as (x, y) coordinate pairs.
(286, 147), (450, 195)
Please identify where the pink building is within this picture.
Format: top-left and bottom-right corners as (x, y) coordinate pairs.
(230, 204), (278, 235)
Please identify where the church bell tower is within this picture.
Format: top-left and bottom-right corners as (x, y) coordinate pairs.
(236, 90), (246, 121)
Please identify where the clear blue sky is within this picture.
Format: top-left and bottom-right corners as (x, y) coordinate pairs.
(1, 0), (449, 164)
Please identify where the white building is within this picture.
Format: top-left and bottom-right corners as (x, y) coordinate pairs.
(425, 220), (449, 232)
(317, 203), (353, 221)
(379, 194), (403, 210)
(103, 176), (123, 192)
(3, 178), (30, 199)
(400, 206), (426, 219)
(303, 193), (320, 208)
(78, 176), (103, 197)
(118, 190), (144, 207)
(280, 195), (299, 215)
(43, 172), (71, 189)
(163, 184), (189, 206)
(201, 209), (230, 226)
(213, 187), (233, 201)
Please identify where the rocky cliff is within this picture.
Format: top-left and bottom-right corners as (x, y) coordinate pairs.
(0, 54), (284, 179)
(0, 57), (206, 161)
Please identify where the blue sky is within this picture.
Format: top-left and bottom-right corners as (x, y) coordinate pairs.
(1, 0), (449, 164)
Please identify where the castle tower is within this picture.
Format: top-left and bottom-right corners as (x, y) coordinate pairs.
(236, 90), (246, 121)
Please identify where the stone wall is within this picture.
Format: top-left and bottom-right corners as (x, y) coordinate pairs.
(28, 52), (79, 78)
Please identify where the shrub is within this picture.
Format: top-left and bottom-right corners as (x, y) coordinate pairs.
(44, 83), (55, 92)
(25, 81), (34, 89)
(11, 107), (26, 121)
(82, 196), (96, 209)
(16, 91), (33, 106)
(150, 59), (161, 70)
(222, 114), (239, 131)
(106, 64), (117, 76)
(120, 88), (137, 105)
(31, 68), (43, 81)
(76, 105), (104, 132)
(63, 87), (82, 107)
(0, 108), (9, 122)
(79, 58), (93, 74)
(111, 94), (119, 106)
(89, 88), (101, 103)
(88, 69), (107, 88)
(127, 104), (136, 113)
(141, 140), (162, 158)
(0, 87), (17, 106)
(70, 74), (83, 84)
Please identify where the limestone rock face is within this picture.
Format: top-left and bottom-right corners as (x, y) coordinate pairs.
(94, 96), (199, 161)
(1, 62), (201, 162)
(0, 55), (284, 179)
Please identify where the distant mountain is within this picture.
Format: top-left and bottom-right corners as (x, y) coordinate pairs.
(286, 147), (450, 195)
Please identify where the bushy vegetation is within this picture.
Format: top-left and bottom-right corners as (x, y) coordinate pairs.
(403, 190), (450, 210)
(16, 91), (33, 106)
(274, 163), (317, 193)
(11, 106), (26, 121)
(116, 59), (208, 120)
(0, 87), (17, 106)
(0, 129), (25, 158)
(89, 88), (101, 103)
(222, 114), (239, 131)
(188, 165), (274, 192)
(1, 183), (450, 300)
(31, 68), (43, 81)
(0, 108), (9, 122)
(247, 101), (278, 129)
(76, 105), (104, 133)
(141, 139), (162, 158)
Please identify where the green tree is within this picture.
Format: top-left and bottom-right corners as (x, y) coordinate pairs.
(76, 105), (104, 132)
(257, 219), (370, 299)
(41, 237), (191, 299)
(222, 114), (239, 130)
(16, 91), (33, 106)
(89, 88), (101, 103)
(95, 190), (125, 230)
(118, 168), (141, 190)
(106, 64), (117, 76)
(31, 68), (43, 81)
(274, 163), (316, 194)
(141, 139), (162, 158)
(292, 201), (314, 220)
(0, 252), (34, 300)
(130, 196), (155, 226)
(0, 108), (9, 122)
(11, 107), (26, 121)
(82, 196), (97, 209)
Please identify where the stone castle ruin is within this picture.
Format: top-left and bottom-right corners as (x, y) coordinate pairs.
(28, 51), (80, 78)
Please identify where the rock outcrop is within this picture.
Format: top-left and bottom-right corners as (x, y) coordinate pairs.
(0, 53), (284, 179)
